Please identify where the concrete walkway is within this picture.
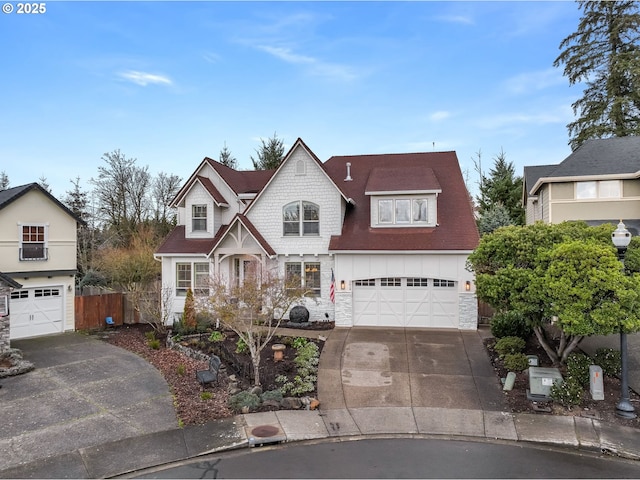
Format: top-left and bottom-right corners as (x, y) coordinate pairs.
(2, 328), (640, 478)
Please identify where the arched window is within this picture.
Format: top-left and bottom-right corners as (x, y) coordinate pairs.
(283, 201), (319, 236)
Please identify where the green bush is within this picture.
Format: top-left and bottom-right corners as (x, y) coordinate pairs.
(228, 391), (261, 412)
(261, 389), (283, 403)
(235, 338), (248, 354)
(566, 353), (591, 386)
(594, 348), (621, 377)
(292, 337), (309, 349)
(176, 364), (186, 376)
(550, 377), (583, 408)
(277, 341), (320, 396)
(200, 391), (213, 401)
(490, 311), (532, 339)
(494, 336), (526, 356)
(503, 353), (529, 372)
(208, 331), (225, 342)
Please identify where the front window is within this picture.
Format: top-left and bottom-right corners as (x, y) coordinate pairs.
(194, 263), (210, 296)
(20, 225), (47, 260)
(576, 182), (597, 199)
(377, 198), (428, 225)
(599, 180), (620, 198)
(192, 205), (207, 231)
(285, 262), (321, 296)
(176, 263), (192, 296)
(283, 201), (319, 236)
(576, 181), (620, 199)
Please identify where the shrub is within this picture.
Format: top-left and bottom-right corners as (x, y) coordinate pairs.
(490, 311), (532, 339)
(208, 331), (225, 342)
(261, 389), (283, 403)
(503, 353), (529, 372)
(566, 352), (591, 386)
(200, 391), (213, 401)
(148, 339), (161, 350)
(292, 337), (309, 349)
(594, 348), (621, 377)
(228, 391), (261, 412)
(550, 377), (583, 408)
(235, 338), (248, 354)
(277, 341), (320, 396)
(494, 336), (526, 356)
(176, 364), (186, 376)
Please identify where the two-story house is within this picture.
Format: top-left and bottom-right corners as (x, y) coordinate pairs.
(0, 183), (82, 339)
(523, 136), (640, 233)
(155, 139), (479, 329)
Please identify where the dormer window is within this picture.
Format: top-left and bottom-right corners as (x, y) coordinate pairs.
(20, 224), (47, 260)
(283, 201), (319, 236)
(192, 205), (207, 231)
(377, 198), (428, 226)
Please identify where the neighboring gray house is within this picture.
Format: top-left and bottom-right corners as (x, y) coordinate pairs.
(523, 136), (640, 233)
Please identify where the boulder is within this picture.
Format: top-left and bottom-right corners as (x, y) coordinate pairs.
(281, 397), (303, 409)
(289, 306), (310, 323)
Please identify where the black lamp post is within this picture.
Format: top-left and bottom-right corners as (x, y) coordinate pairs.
(611, 220), (637, 419)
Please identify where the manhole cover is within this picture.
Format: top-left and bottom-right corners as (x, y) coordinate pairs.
(251, 425), (280, 438)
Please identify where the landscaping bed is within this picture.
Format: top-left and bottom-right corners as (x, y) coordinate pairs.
(484, 335), (640, 429)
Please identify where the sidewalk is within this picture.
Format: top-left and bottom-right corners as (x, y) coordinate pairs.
(2, 328), (640, 479)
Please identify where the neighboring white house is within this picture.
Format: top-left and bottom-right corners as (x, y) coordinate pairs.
(156, 139), (480, 329)
(0, 183), (82, 339)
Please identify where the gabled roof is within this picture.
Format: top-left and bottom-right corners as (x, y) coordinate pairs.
(155, 225), (224, 256)
(0, 272), (22, 289)
(208, 214), (276, 258)
(324, 151), (479, 251)
(244, 138), (353, 216)
(0, 183), (85, 225)
(171, 157), (275, 207)
(528, 136), (640, 196)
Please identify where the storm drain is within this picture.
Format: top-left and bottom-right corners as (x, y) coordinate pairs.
(246, 424), (286, 447)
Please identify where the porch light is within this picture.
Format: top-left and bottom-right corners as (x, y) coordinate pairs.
(340, 280), (346, 290)
(465, 280), (471, 291)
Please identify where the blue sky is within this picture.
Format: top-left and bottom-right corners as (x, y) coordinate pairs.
(1, 1), (582, 200)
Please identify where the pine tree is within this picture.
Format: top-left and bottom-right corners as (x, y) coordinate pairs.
(219, 142), (238, 169)
(0, 171), (9, 191)
(476, 150), (524, 226)
(554, 0), (640, 150)
(250, 132), (285, 170)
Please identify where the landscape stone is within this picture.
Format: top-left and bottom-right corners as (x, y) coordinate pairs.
(289, 306), (310, 323)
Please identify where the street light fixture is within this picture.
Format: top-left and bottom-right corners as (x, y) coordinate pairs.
(611, 220), (636, 419)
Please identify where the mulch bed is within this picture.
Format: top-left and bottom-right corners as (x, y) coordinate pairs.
(484, 336), (640, 429)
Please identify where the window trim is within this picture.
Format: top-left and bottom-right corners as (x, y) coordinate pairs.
(285, 261), (321, 296)
(176, 263), (192, 296)
(191, 204), (207, 232)
(376, 198), (429, 226)
(283, 201), (320, 237)
(576, 180), (621, 200)
(19, 223), (48, 261)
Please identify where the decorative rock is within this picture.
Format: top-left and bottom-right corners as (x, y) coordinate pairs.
(281, 397), (303, 410)
(262, 399), (281, 409)
(309, 398), (320, 410)
(250, 385), (263, 396)
(228, 383), (242, 395)
(289, 305), (310, 323)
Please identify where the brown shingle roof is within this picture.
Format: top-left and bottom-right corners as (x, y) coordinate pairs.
(324, 152), (479, 251)
(365, 166), (441, 194)
(208, 160), (275, 195)
(155, 225), (224, 255)
(196, 176), (228, 206)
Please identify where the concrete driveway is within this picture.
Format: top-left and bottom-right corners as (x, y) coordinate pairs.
(0, 333), (178, 472)
(317, 327), (508, 435)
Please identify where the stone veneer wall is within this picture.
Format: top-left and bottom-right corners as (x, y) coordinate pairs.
(458, 293), (478, 330)
(0, 286), (10, 352)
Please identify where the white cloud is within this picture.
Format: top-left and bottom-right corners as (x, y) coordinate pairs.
(202, 52), (221, 64)
(256, 45), (357, 82)
(503, 68), (565, 95)
(429, 111), (452, 122)
(119, 70), (173, 87)
(434, 15), (474, 25)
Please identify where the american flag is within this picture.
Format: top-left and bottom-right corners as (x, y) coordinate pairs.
(329, 268), (335, 304)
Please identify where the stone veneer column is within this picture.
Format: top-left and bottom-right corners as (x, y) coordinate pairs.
(0, 287), (10, 352)
(458, 293), (478, 330)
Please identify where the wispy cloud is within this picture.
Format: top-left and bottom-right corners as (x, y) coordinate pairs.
(256, 45), (357, 82)
(202, 52), (221, 64)
(429, 111), (452, 122)
(477, 109), (568, 130)
(503, 68), (564, 95)
(119, 70), (173, 86)
(434, 14), (474, 25)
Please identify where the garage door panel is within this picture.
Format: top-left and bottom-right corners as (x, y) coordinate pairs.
(353, 288), (379, 326)
(10, 287), (64, 339)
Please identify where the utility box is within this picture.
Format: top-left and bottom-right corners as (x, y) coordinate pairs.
(526, 355), (539, 367)
(527, 367), (563, 401)
(590, 365), (605, 401)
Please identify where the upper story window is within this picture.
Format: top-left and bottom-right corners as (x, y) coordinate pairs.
(192, 205), (207, 231)
(283, 201), (319, 236)
(378, 198), (428, 225)
(576, 180), (620, 199)
(20, 224), (47, 261)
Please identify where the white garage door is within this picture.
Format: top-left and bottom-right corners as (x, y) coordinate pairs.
(353, 277), (458, 328)
(10, 287), (64, 339)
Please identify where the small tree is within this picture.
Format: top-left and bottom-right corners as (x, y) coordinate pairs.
(183, 288), (197, 331)
(219, 142), (238, 169)
(206, 264), (307, 386)
(251, 132), (285, 170)
(133, 281), (173, 335)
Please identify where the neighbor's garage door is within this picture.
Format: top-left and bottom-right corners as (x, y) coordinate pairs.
(10, 287), (64, 339)
(353, 277), (458, 328)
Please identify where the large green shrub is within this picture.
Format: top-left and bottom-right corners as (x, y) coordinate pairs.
(277, 341), (320, 396)
(594, 348), (621, 377)
(228, 391), (261, 412)
(503, 353), (529, 372)
(494, 336), (526, 356)
(550, 378), (583, 408)
(566, 352), (591, 386)
(490, 311), (532, 339)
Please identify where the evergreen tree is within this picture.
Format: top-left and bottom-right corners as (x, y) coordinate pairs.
(477, 204), (513, 236)
(250, 132), (285, 170)
(554, 0), (640, 150)
(219, 142), (238, 169)
(476, 150), (524, 226)
(39, 175), (51, 193)
(0, 171), (9, 191)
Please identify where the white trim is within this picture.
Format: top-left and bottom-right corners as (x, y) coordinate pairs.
(529, 171), (640, 196)
(329, 249), (475, 254)
(366, 189), (441, 195)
